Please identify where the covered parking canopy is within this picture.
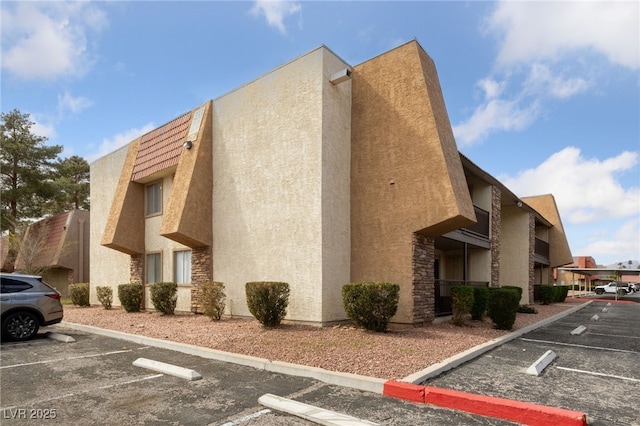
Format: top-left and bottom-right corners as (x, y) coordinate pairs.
(558, 267), (640, 298)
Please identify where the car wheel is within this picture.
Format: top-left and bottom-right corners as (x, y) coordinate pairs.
(2, 312), (40, 341)
(595, 289), (604, 295)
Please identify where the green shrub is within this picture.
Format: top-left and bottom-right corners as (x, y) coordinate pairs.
(451, 286), (474, 325)
(69, 283), (90, 306)
(517, 304), (538, 314)
(201, 281), (226, 320)
(471, 287), (490, 320)
(246, 282), (290, 327)
(487, 288), (520, 330)
(501, 286), (523, 304)
(555, 285), (570, 303)
(150, 282), (178, 315)
(538, 285), (555, 305)
(96, 286), (113, 310)
(342, 282), (400, 332)
(118, 283), (144, 312)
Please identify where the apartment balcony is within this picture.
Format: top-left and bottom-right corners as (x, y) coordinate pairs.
(464, 205), (490, 238)
(534, 237), (550, 264)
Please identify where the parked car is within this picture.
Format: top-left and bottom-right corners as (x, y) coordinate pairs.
(628, 283), (638, 293)
(1, 273), (64, 341)
(593, 281), (631, 296)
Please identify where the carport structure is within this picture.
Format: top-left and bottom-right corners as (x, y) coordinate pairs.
(558, 267), (640, 299)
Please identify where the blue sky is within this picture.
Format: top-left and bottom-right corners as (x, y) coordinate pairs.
(1, 1), (638, 266)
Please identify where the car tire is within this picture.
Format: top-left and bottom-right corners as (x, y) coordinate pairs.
(2, 311), (40, 341)
(595, 289), (604, 295)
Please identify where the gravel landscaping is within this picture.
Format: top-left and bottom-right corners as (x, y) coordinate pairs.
(62, 300), (584, 380)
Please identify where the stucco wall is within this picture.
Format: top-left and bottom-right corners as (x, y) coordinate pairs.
(499, 205), (531, 304)
(350, 40), (475, 324)
(144, 174), (192, 311)
(211, 47), (351, 323)
(90, 146), (132, 305)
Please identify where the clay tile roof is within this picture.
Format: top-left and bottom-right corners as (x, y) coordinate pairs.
(29, 212), (70, 267)
(131, 111), (192, 181)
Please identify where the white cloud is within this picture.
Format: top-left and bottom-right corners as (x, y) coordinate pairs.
(453, 96), (540, 146)
(484, 1), (639, 69)
(31, 117), (56, 140)
(523, 63), (591, 100)
(250, 0), (301, 34)
(573, 218), (640, 265)
(87, 123), (155, 163)
(58, 91), (93, 115)
(500, 147), (640, 224)
(0, 2), (107, 80)
(455, 1), (637, 146)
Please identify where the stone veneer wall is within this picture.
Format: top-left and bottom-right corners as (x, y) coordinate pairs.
(528, 214), (536, 303)
(190, 246), (212, 313)
(130, 254), (143, 284)
(490, 186), (501, 287)
(412, 233), (435, 323)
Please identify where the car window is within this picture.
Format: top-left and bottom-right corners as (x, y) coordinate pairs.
(0, 277), (33, 293)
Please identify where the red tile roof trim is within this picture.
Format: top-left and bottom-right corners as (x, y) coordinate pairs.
(131, 111), (192, 181)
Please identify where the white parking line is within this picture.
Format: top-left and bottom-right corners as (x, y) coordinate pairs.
(587, 332), (640, 340)
(556, 367), (640, 383)
(520, 338), (637, 354)
(0, 374), (164, 409)
(0, 349), (133, 369)
(218, 409), (272, 426)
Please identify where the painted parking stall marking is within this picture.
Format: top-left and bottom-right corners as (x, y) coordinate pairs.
(0, 349), (133, 369)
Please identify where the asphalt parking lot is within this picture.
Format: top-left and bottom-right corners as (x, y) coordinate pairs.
(1, 327), (515, 426)
(1, 297), (638, 425)
(423, 299), (640, 426)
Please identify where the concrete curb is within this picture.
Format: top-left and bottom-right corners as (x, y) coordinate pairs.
(526, 350), (556, 376)
(57, 322), (386, 394)
(133, 357), (202, 380)
(258, 393), (379, 426)
(401, 301), (592, 384)
(45, 331), (76, 343)
(383, 382), (587, 426)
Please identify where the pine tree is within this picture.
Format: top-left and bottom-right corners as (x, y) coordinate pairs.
(1, 109), (63, 233)
(46, 155), (90, 213)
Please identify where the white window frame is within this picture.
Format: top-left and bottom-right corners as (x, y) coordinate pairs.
(174, 250), (192, 284)
(145, 181), (162, 216)
(146, 252), (162, 284)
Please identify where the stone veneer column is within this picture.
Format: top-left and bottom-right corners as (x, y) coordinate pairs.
(412, 233), (435, 324)
(490, 186), (501, 287)
(130, 254), (144, 284)
(528, 214), (536, 303)
(190, 246), (212, 313)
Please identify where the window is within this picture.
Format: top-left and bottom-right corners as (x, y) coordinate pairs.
(146, 182), (162, 216)
(146, 253), (162, 284)
(174, 250), (191, 284)
(0, 278), (33, 293)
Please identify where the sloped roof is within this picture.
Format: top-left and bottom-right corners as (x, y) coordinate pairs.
(131, 111), (192, 181)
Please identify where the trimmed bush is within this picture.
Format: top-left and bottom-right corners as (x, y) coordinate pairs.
(538, 285), (555, 305)
(150, 282), (178, 315)
(246, 282), (290, 327)
(555, 285), (570, 303)
(69, 283), (90, 306)
(487, 288), (520, 330)
(96, 286), (113, 310)
(451, 286), (474, 325)
(471, 287), (490, 320)
(118, 283), (143, 313)
(501, 286), (523, 304)
(342, 282), (400, 332)
(201, 281), (226, 321)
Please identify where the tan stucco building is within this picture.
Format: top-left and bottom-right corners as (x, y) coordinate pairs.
(90, 40), (573, 325)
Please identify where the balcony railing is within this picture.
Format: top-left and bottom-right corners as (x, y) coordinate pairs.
(535, 238), (549, 258)
(435, 280), (490, 316)
(464, 206), (490, 238)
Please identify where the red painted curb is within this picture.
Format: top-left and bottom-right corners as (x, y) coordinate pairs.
(382, 381), (425, 403)
(383, 381), (587, 426)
